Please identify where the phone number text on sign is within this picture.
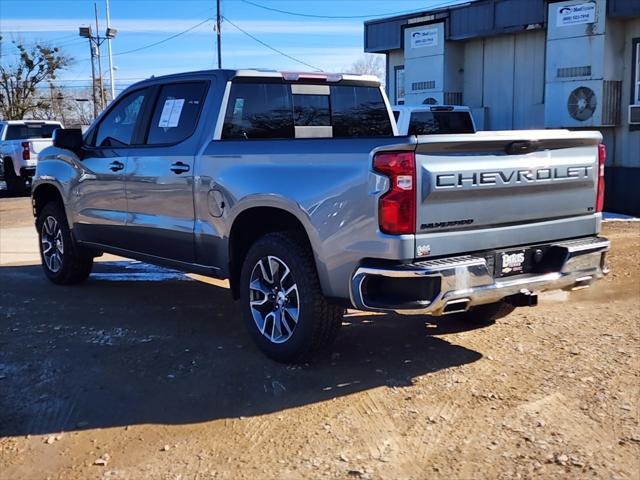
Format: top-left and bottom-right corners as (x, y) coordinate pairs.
(557, 2), (596, 27)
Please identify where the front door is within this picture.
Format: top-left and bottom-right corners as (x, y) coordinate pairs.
(123, 81), (208, 264)
(72, 88), (150, 248)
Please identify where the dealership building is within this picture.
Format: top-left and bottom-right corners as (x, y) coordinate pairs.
(365, 0), (640, 214)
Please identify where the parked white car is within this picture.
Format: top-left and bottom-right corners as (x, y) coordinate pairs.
(0, 120), (63, 194)
(392, 105), (476, 136)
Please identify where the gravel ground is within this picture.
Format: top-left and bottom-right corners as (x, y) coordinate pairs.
(0, 196), (638, 480)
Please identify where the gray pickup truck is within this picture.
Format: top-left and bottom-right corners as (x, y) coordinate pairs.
(32, 69), (609, 362)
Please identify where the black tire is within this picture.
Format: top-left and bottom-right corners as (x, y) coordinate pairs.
(455, 301), (516, 325)
(240, 231), (343, 363)
(36, 202), (93, 285)
(3, 158), (26, 196)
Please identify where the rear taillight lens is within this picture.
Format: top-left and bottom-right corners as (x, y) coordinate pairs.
(21, 142), (30, 161)
(373, 151), (416, 235)
(596, 143), (606, 212)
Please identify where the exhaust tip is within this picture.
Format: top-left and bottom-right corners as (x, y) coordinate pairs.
(443, 298), (470, 314)
(571, 276), (593, 291)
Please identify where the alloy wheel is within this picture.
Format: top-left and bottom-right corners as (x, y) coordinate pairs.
(249, 255), (300, 344)
(41, 216), (64, 273)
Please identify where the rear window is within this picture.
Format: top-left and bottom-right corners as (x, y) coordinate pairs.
(5, 124), (60, 140)
(221, 82), (393, 139)
(222, 83), (294, 139)
(408, 111), (474, 135)
(330, 86), (393, 138)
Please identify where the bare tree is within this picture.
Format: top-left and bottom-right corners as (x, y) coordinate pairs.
(0, 37), (72, 120)
(348, 54), (386, 84)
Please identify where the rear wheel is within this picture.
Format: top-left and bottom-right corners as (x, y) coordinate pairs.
(36, 202), (93, 284)
(455, 301), (516, 325)
(240, 231), (343, 363)
(3, 158), (26, 196)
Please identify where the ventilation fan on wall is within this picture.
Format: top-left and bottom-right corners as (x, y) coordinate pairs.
(567, 86), (597, 121)
(423, 97), (438, 105)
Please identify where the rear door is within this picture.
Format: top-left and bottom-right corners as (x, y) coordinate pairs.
(414, 131), (602, 235)
(72, 88), (149, 247)
(124, 80), (208, 263)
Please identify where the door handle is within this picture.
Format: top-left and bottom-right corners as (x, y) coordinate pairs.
(109, 161), (124, 172)
(170, 162), (190, 174)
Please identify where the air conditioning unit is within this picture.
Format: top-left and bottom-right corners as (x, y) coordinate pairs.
(630, 105), (640, 125)
(545, 80), (621, 128)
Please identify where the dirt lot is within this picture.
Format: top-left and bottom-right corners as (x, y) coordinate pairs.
(0, 195), (638, 480)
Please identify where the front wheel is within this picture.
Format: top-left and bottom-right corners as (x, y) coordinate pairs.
(240, 232), (343, 363)
(36, 202), (93, 284)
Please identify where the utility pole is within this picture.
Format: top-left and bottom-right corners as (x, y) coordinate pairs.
(79, 5), (117, 118)
(94, 3), (106, 111)
(79, 26), (99, 118)
(105, 0), (116, 101)
(216, 0), (222, 68)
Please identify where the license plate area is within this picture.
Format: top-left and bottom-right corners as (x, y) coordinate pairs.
(496, 248), (530, 277)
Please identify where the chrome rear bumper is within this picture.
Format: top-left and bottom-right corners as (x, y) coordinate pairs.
(350, 236), (610, 315)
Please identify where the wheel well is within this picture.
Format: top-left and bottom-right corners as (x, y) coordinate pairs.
(32, 184), (64, 218)
(228, 207), (312, 299)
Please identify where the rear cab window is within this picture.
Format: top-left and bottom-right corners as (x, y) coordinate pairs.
(408, 111), (475, 135)
(5, 123), (61, 140)
(221, 80), (393, 140)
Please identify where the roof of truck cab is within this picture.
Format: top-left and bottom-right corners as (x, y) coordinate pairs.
(130, 69), (380, 86)
(0, 120), (63, 125)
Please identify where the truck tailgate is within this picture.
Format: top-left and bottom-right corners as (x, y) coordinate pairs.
(414, 130), (602, 235)
(29, 139), (53, 156)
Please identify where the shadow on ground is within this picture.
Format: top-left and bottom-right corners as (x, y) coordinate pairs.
(0, 261), (484, 437)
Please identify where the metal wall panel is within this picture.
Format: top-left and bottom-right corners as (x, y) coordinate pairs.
(513, 30), (546, 128)
(450, 2), (494, 40)
(483, 35), (515, 129)
(608, 0), (640, 18)
(364, 18), (406, 53)
(463, 39), (484, 107)
(495, 0), (545, 28)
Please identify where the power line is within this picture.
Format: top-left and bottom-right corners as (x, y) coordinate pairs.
(113, 17), (213, 56)
(223, 16), (322, 71)
(238, 0), (471, 19)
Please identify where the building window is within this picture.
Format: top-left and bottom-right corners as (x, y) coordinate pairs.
(394, 66), (405, 105)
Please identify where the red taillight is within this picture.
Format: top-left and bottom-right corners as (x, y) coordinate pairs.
(21, 142), (30, 161)
(373, 151), (416, 235)
(596, 143), (606, 212)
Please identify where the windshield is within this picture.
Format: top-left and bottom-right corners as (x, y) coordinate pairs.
(408, 111), (474, 135)
(5, 124), (60, 140)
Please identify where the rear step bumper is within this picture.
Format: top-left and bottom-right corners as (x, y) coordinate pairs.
(350, 236), (610, 315)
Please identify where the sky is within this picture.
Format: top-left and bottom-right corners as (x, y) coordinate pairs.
(0, 0), (469, 95)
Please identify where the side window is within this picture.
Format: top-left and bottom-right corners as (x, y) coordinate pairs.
(222, 83), (293, 139)
(330, 85), (393, 138)
(94, 89), (147, 147)
(146, 82), (208, 145)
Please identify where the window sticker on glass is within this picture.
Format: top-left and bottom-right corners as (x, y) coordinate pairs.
(158, 98), (185, 128)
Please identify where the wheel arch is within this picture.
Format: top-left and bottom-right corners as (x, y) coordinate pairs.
(227, 205), (318, 300)
(32, 182), (65, 219)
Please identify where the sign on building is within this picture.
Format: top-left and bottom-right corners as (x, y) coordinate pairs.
(556, 2), (596, 27)
(410, 27), (438, 48)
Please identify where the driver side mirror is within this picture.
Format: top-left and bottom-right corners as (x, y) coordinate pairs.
(53, 128), (84, 153)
